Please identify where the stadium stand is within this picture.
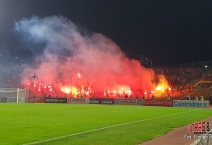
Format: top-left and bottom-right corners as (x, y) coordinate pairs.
(1, 60), (212, 104)
(154, 61), (212, 103)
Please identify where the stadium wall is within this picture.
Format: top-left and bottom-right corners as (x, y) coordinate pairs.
(3, 96), (210, 108)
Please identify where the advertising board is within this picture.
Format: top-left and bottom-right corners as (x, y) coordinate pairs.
(28, 97), (45, 103)
(7, 97), (17, 103)
(136, 99), (142, 105)
(89, 98), (114, 104)
(173, 100), (209, 108)
(114, 99), (119, 104)
(142, 100), (173, 107)
(45, 98), (67, 103)
(67, 98), (89, 104)
(119, 99), (137, 105)
(0, 98), (7, 102)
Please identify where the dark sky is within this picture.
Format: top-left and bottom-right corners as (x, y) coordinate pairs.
(0, 0), (212, 66)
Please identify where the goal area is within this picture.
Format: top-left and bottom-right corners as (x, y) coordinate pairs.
(0, 88), (29, 103)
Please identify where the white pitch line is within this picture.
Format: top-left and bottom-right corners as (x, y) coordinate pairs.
(23, 109), (201, 145)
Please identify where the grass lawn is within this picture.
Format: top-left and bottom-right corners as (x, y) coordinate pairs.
(0, 103), (211, 145)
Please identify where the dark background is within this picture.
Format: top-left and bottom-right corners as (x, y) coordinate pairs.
(0, 0), (212, 66)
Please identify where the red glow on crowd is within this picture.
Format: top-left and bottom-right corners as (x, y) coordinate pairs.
(24, 70), (171, 99)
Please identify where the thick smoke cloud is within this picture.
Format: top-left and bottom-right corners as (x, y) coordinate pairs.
(15, 16), (156, 97)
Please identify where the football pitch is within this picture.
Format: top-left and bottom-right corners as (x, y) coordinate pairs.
(0, 104), (211, 145)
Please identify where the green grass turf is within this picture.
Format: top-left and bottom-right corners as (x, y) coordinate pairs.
(0, 104), (211, 145)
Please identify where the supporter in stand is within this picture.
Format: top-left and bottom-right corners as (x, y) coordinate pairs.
(143, 95), (146, 100)
(105, 94), (109, 98)
(195, 96), (198, 100)
(167, 94), (171, 100)
(200, 96), (204, 101)
(117, 94), (120, 99)
(152, 95), (155, 100)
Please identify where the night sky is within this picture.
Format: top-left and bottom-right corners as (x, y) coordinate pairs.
(0, 0), (212, 66)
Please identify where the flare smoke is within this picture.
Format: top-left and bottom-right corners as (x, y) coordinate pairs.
(15, 16), (156, 97)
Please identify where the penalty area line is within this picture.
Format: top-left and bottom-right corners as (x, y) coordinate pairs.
(23, 109), (200, 145)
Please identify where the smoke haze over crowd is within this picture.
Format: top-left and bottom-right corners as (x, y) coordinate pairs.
(12, 16), (160, 97)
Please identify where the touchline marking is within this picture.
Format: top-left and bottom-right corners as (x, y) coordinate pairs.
(24, 109), (201, 145)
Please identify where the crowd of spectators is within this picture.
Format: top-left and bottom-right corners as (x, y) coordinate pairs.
(153, 67), (212, 99)
(154, 67), (212, 86)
